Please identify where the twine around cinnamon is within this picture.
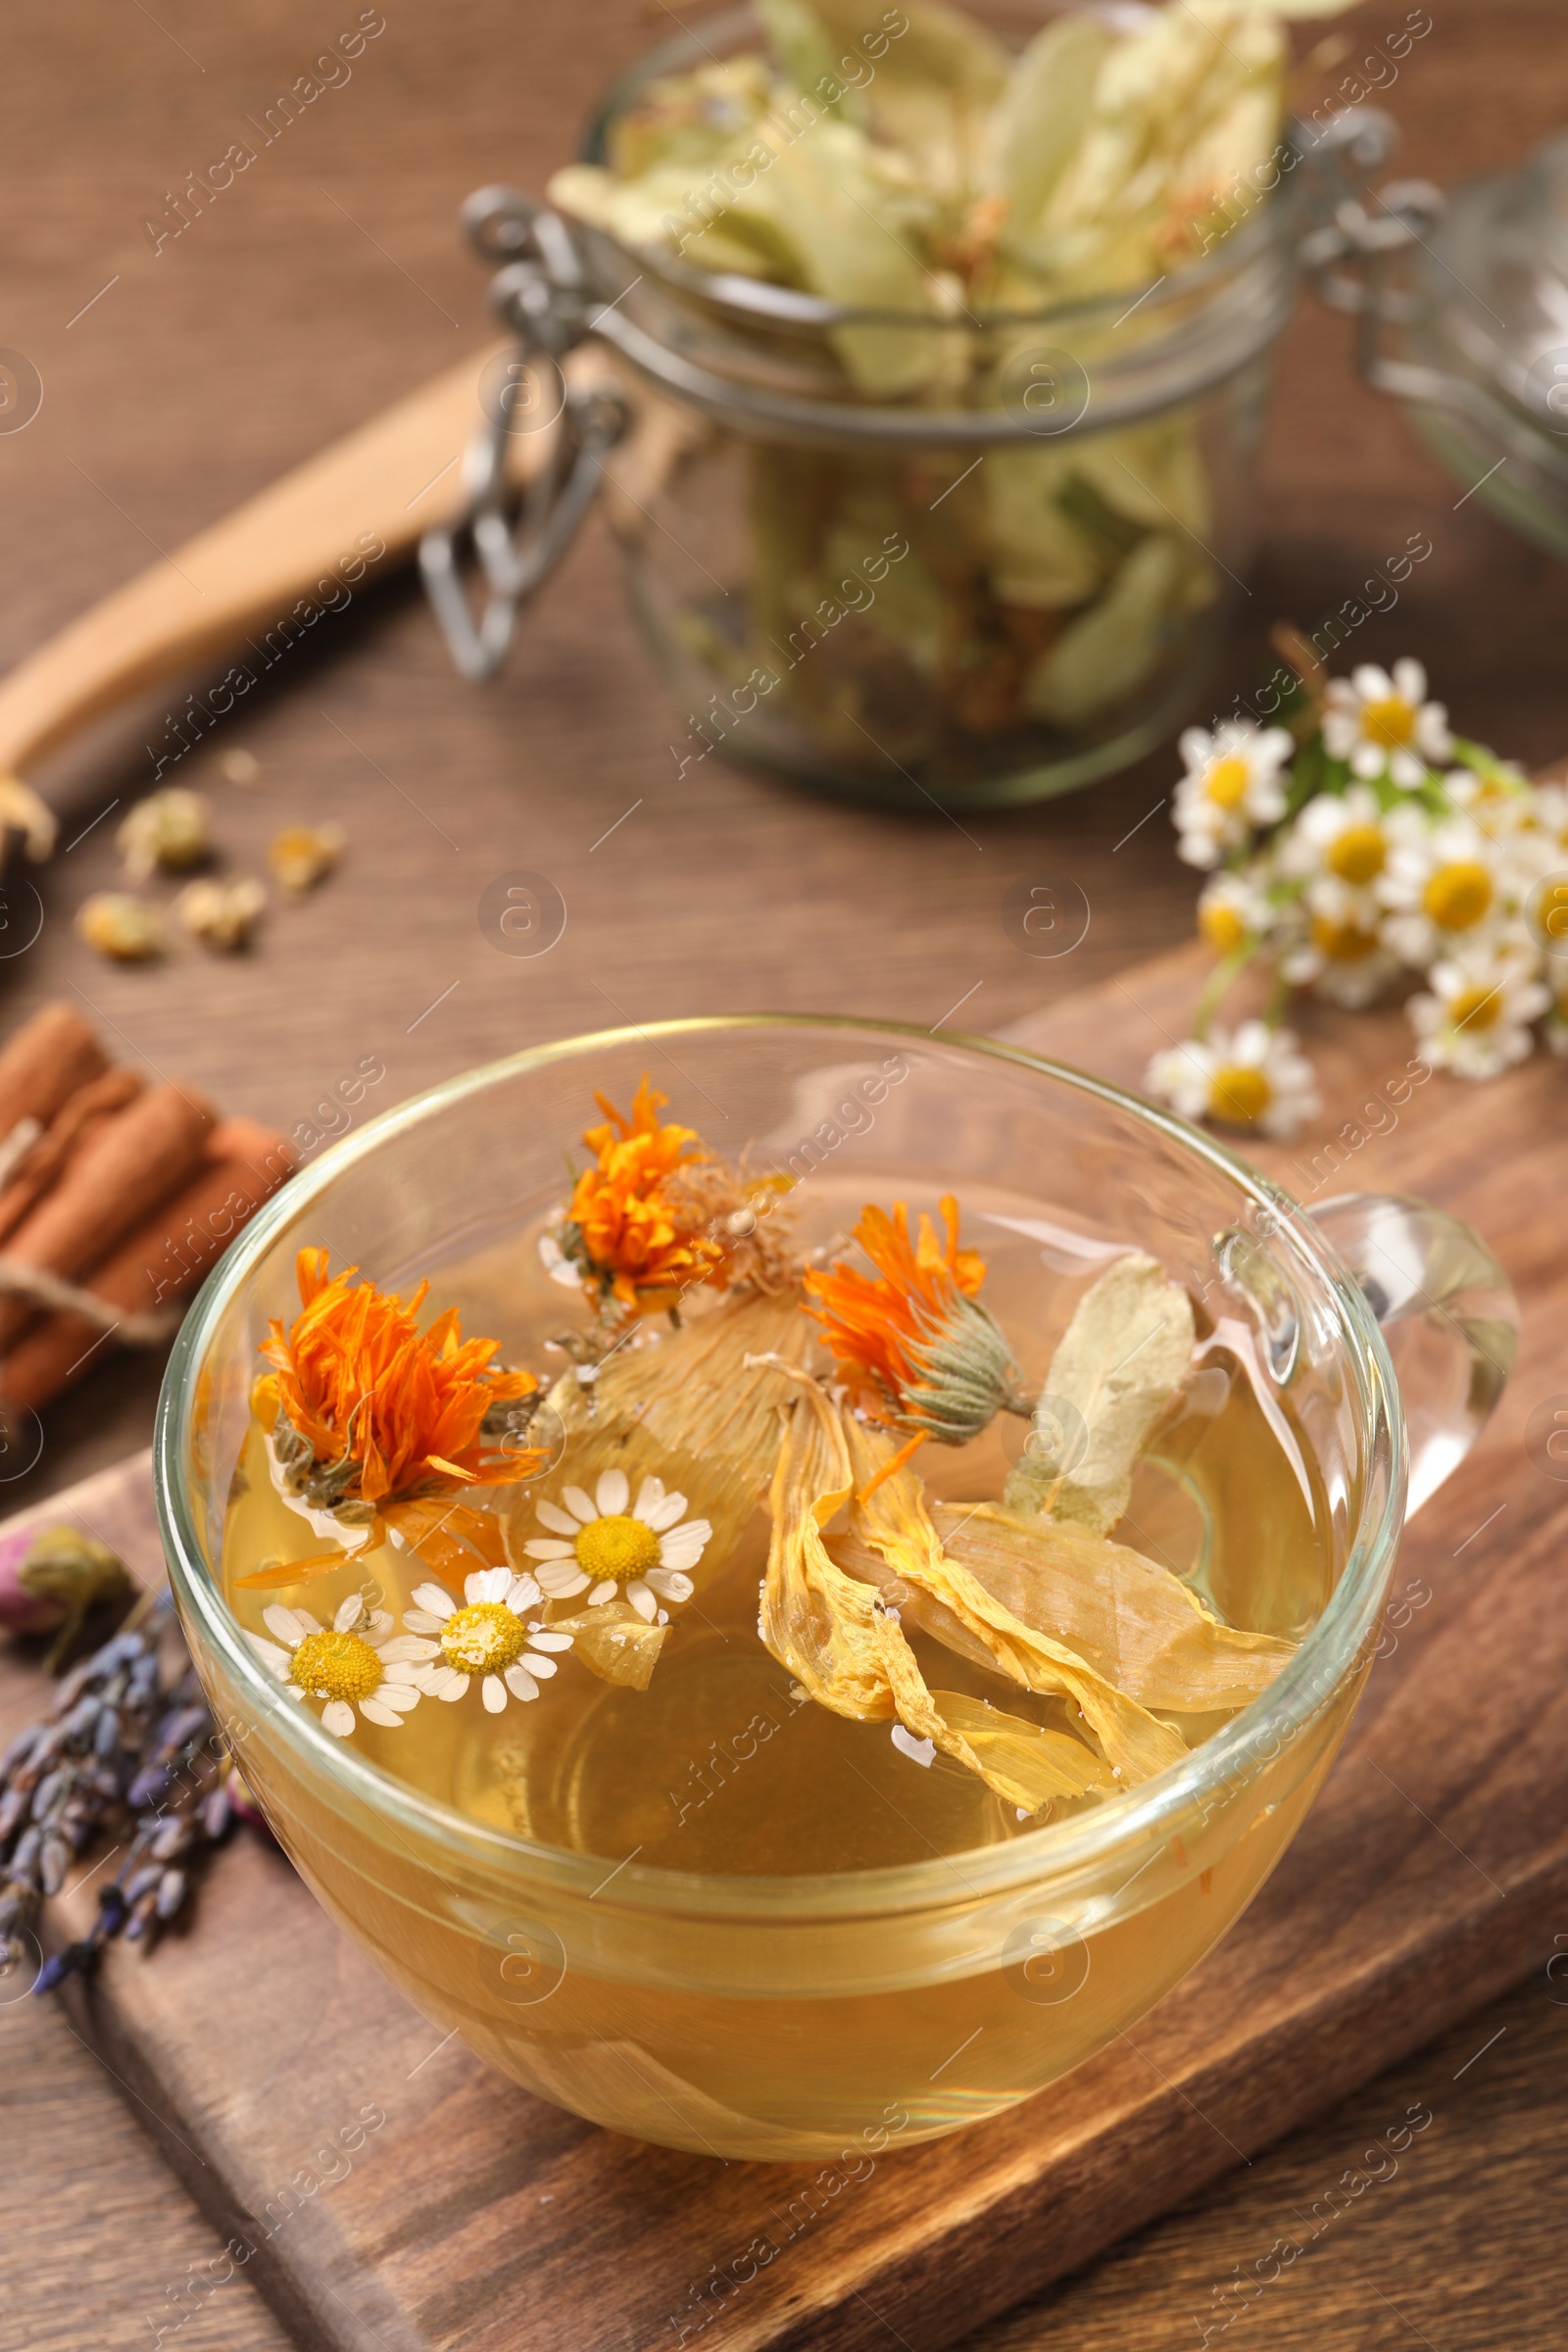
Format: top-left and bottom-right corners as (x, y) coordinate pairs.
(0, 1257), (182, 1346)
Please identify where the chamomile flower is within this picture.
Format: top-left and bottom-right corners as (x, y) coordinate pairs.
(1146, 1020), (1320, 1140)
(403, 1567), (573, 1712)
(1280, 902), (1401, 1008)
(246, 1595), (435, 1738)
(1378, 812), (1503, 967)
(1322, 660), (1452, 789)
(1407, 950), (1549, 1080)
(1196, 867), (1274, 955)
(1172, 721), (1293, 869)
(522, 1468), (710, 1622)
(1277, 784), (1394, 894)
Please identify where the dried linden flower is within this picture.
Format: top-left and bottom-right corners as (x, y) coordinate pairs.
(269, 821), (345, 898)
(118, 787), (212, 879)
(75, 893), (168, 963)
(178, 875), (267, 953)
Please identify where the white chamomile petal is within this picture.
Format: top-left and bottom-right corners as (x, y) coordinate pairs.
(378, 1636), (438, 1663)
(366, 1610), (395, 1642)
(507, 1572), (541, 1610)
(245, 1635), (291, 1675)
(641, 1489), (688, 1532)
(481, 1676), (507, 1713)
(370, 1684), (420, 1714)
(263, 1604), (306, 1644)
(321, 1700), (356, 1738)
(587, 1578), (617, 1606)
(411, 1583), (458, 1620)
(522, 1538), (574, 1561)
(403, 1609), (447, 1635)
(432, 1668), (469, 1700)
(625, 1580), (658, 1622)
(631, 1475), (666, 1521)
(535, 1498), (582, 1537)
(526, 1630), (573, 1652)
(332, 1595), (364, 1634)
(358, 1697), (405, 1728)
(474, 1566), (513, 1605)
(563, 1486), (598, 1524)
(535, 1561), (591, 1596)
(658, 1526), (710, 1570)
(647, 1566), (694, 1603)
(504, 1664), (539, 1701)
(521, 1650), (559, 1679)
(595, 1468), (630, 1516)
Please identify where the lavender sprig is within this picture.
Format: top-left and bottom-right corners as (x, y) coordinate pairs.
(0, 1590), (245, 1995)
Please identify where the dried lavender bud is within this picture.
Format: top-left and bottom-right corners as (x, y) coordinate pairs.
(148, 1817), (193, 1862)
(155, 1868), (186, 1921)
(11, 1827), (40, 1878)
(126, 1765), (171, 1810)
(93, 1709), (121, 1759)
(200, 1787), (231, 1840)
(39, 1838), (71, 1896)
(122, 1862), (163, 1905)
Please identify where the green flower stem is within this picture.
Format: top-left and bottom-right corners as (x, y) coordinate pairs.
(1193, 937), (1261, 1043)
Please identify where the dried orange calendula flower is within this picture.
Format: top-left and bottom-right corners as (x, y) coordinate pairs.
(269, 821), (345, 898)
(239, 1248), (543, 1588)
(551, 1078), (724, 1314)
(805, 1195), (1021, 1448)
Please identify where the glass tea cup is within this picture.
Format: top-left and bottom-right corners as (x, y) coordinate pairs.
(155, 1018), (1513, 2160)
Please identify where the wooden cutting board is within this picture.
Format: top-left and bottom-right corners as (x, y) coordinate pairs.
(14, 940), (1568, 2352)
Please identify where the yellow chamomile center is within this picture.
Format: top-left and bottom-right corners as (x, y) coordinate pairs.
(574, 1512), (662, 1584)
(1200, 900), (1248, 954)
(1310, 912), (1380, 962)
(1327, 823), (1387, 886)
(1207, 1064), (1272, 1125)
(1422, 860), (1493, 932)
(441, 1600), (528, 1674)
(1204, 756), (1250, 808)
(290, 1628), (382, 1703)
(1362, 695), (1416, 749)
(1447, 984), (1501, 1034)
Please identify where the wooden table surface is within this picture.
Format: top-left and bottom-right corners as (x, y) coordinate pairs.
(2, 2), (1565, 2345)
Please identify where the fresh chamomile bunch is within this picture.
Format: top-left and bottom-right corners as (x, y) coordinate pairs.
(1146, 634), (1568, 1141)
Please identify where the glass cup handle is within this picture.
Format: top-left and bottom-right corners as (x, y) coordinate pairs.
(1309, 1194), (1517, 1518)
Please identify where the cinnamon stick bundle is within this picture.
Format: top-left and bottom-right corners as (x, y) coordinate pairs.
(0, 1118), (296, 1413)
(0, 1065), (143, 1246)
(0, 1004), (109, 1143)
(0, 1081), (217, 1356)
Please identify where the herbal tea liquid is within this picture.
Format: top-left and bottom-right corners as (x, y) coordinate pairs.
(217, 1182), (1343, 2152)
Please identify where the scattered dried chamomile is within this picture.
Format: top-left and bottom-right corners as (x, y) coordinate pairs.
(217, 748), (261, 787)
(118, 787), (212, 879)
(75, 893), (168, 963)
(269, 821), (345, 898)
(178, 875), (268, 953)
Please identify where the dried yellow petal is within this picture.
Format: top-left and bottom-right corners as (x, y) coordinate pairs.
(760, 1361), (1119, 1810)
(178, 875), (267, 952)
(547, 1598), (668, 1690)
(269, 821), (345, 898)
(74, 892), (167, 962)
(1004, 1252), (1195, 1533)
(118, 787), (211, 879)
(838, 1411), (1188, 1783)
(931, 1501), (1295, 1715)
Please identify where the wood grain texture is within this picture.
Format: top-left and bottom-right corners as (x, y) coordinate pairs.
(7, 934), (1567, 2352)
(0, 0), (1565, 2346)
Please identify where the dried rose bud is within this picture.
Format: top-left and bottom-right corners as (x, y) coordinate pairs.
(75, 892), (168, 963)
(269, 821), (345, 898)
(0, 1524), (134, 1666)
(117, 787), (212, 879)
(178, 874), (267, 953)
